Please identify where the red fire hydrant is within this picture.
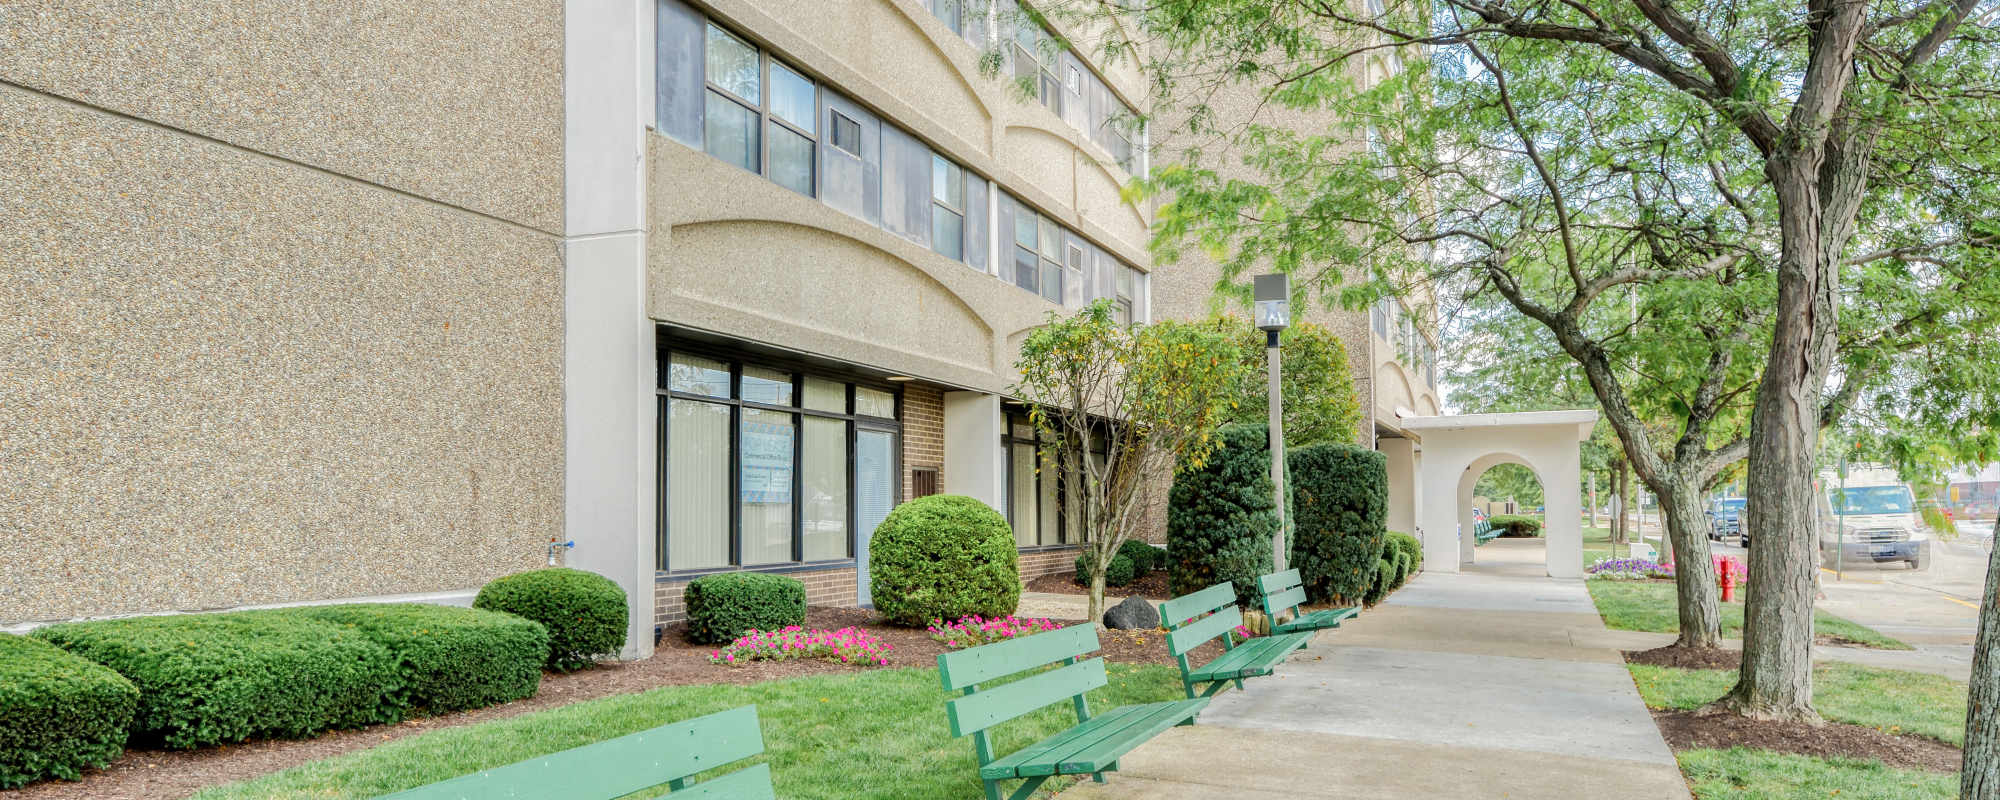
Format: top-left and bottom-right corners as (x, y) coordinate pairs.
(1719, 561), (1736, 602)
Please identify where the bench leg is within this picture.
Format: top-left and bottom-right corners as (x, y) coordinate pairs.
(1003, 776), (1048, 800)
(1233, 678), (1246, 690)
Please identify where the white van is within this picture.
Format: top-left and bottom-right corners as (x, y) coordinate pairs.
(1818, 470), (1930, 570)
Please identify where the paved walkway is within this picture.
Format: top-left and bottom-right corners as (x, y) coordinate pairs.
(1060, 539), (1691, 799)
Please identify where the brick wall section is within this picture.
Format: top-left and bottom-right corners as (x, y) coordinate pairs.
(654, 565), (859, 626)
(1018, 545), (1083, 580)
(902, 384), (944, 500)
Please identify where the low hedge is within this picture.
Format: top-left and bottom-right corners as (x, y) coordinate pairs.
(1117, 540), (1165, 574)
(1362, 558), (1394, 606)
(1075, 548), (1144, 587)
(0, 634), (138, 788)
(1391, 552), (1412, 589)
(34, 611), (399, 749)
(683, 573), (808, 645)
(475, 568), (628, 671)
(1489, 514), (1544, 537)
(1384, 531), (1422, 573)
(290, 604), (547, 713)
(1103, 554), (1136, 587)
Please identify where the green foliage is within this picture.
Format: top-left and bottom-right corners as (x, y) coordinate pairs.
(1286, 443), (1388, 605)
(289, 604), (546, 714)
(1384, 531), (1423, 573)
(1488, 514), (1544, 537)
(1585, 581), (1909, 650)
(474, 568), (628, 672)
(867, 494), (1020, 627)
(0, 634), (138, 788)
(683, 573), (808, 645)
(1103, 555), (1137, 587)
(34, 611), (400, 749)
(1167, 423), (1277, 606)
(1117, 540), (1165, 574)
(1391, 552), (1412, 589)
(1473, 464), (1544, 508)
(1362, 559), (1394, 607)
(1212, 316), (1362, 447)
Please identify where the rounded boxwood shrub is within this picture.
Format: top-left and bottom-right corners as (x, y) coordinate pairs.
(683, 573), (807, 644)
(1117, 540), (1164, 574)
(474, 568), (627, 672)
(290, 604), (547, 713)
(34, 611), (399, 749)
(1168, 423), (1278, 606)
(0, 634), (138, 788)
(1391, 552), (1412, 589)
(1384, 531), (1423, 574)
(1103, 554), (1137, 587)
(869, 494), (1020, 627)
(1363, 558), (1395, 606)
(1287, 443), (1388, 606)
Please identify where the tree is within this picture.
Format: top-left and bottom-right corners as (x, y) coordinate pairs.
(1474, 463), (1542, 508)
(1013, 300), (1245, 622)
(1213, 316), (1364, 447)
(1966, 517), (2000, 796)
(1066, 0), (2000, 722)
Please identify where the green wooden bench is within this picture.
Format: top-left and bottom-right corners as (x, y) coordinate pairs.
(376, 705), (772, 800)
(1258, 568), (1359, 635)
(1158, 582), (1311, 700)
(1474, 518), (1501, 544)
(939, 624), (1208, 800)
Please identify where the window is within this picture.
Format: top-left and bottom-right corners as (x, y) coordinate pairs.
(1037, 217), (1063, 304)
(659, 348), (903, 570)
(1002, 413), (1106, 546)
(829, 111), (862, 157)
(697, 22), (818, 195)
(929, 0), (961, 34)
(931, 154), (965, 261)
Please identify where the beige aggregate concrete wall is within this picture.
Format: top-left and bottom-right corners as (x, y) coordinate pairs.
(0, 0), (563, 231)
(0, 83), (562, 623)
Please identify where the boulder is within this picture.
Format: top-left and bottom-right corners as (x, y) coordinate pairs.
(1102, 595), (1159, 630)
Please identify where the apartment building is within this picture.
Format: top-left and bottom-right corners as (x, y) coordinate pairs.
(4, 0), (1438, 656)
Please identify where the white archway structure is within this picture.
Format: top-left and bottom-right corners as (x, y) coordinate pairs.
(1399, 410), (1599, 578)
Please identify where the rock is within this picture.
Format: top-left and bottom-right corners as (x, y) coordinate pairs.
(1102, 595), (1159, 630)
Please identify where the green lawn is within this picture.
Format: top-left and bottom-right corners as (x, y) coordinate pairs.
(192, 664), (1185, 800)
(1677, 748), (1957, 799)
(1628, 662), (1967, 745)
(1585, 579), (1911, 649)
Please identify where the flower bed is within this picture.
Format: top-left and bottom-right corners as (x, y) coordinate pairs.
(928, 615), (1064, 649)
(707, 627), (892, 667)
(1588, 557), (1675, 580)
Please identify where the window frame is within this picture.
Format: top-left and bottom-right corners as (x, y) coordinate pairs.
(701, 21), (819, 196)
(657, 344), (903, 573)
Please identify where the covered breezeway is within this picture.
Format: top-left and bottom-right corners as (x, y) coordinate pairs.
(1398, 410), (1599, 579)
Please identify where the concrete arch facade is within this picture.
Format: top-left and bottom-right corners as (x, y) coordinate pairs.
(1400, 411), (1598, 579)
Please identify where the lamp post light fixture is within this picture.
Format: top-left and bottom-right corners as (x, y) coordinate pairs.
(1254, 273), (1292, 571)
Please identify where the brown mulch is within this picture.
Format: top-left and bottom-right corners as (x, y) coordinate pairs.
(15, 606), (1205, 800)
(1024, 569), (1174, 600)
(1625, 645), (1741, 670)
(1650, 710), (1962, 773)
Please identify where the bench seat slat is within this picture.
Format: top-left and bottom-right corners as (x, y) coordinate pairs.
(1165, 604), (1243, 657)
(670, 764), (776, 800)
(1054, 699), (1211, 775)
(980, 700), (1209, 779)
(947, 658), (1108, 736)
(1159, 582), (1235, 625)
(1274, 606), (1358, 634)
(1187, 633), (1307, 682)
(376, 706), (765, 800)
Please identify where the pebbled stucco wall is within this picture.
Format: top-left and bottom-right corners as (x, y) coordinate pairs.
(0, 0), (564, 624)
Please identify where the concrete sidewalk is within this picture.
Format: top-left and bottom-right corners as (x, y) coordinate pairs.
(1061, 539), (1691, 799)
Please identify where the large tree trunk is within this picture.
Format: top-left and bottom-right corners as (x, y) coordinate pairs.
(1658, 478), (1722, 649)
(1963, 518), (2000, 797)
(1715, 163), (1840, 722)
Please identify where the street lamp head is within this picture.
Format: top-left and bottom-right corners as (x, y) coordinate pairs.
(1253, 273), (1291, 333)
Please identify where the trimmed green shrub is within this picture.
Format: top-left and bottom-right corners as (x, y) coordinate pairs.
(1363, 558), (1395, 606)
(34, 612), (398, 749)
(1385, 531), (1423, 574)
(0, 634), (138, 788)
(1103, 554), (1137, 587)
(474, 568), (628, 672)
(1489, 514), (1545, 537)
(290, 604), (547, 713)
(868, 494), (1021, 627)
(683, 573), (808, 644)
(1169, 423), (1278, 606)
(1391, 552), (1412, 588)
(1287, 443), (1388, 606)
(1117, 540), (1165, 574)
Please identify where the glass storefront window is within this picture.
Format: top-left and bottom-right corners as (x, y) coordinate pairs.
(739, 407), (796, 565)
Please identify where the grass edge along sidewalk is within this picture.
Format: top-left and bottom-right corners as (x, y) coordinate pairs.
(1628, 661), (1967, 800)
(1585, 579), (1911, 649)
(192, 663), (1185, 800)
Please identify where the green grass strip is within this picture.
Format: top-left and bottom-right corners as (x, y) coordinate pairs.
(1629, 662), (1966, 746)
(1678, 748), (1956, 799)
(1585, 579), (1911, 649)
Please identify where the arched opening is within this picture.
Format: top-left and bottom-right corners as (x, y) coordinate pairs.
(1455, 455), (1548, 576)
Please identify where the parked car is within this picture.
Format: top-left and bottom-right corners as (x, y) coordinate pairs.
(1708, 497), (1747, 542)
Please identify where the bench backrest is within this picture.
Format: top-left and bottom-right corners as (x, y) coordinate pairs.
(1158, 582), (1243, 657)
(1257, 568), (1307, 620)
(938, 625), (1102, 765)
(377, 705), (772, 800)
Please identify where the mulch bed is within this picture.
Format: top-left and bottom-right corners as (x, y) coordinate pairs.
(1024, 569), (1173, 600)
(18, 606), (1208, 800)
(1625, 645), (1741, 670)
(1650, 710), (1962, 773)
